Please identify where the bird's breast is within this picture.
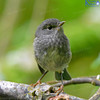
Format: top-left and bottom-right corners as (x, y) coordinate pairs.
(34, 35), (72, 71)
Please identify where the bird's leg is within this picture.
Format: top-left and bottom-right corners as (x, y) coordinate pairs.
(31, 70), (48, 87)
(55, 72), (64, 95)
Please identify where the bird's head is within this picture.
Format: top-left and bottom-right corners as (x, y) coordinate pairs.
(35, 18), (65, 37)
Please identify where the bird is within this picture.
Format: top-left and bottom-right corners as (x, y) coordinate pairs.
(33, 18), (72, 94)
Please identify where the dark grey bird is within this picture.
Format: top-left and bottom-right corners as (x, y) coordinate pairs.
(33, 18), (72, 94)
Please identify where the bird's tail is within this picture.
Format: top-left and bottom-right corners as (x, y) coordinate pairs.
(55, 68), (71, 80)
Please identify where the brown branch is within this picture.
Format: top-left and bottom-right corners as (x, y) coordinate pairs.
(0, 76), (100, 100)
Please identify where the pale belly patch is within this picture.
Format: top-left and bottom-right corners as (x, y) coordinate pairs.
(38, 49), (68, 71)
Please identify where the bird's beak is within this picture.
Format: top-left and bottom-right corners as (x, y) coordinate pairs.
(58, 21), (66, 27)
(57, 21), (66, 31)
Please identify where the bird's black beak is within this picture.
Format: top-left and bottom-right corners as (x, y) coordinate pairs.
(57, 21), (66, 31)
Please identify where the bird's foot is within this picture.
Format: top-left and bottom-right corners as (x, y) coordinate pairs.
(31, 80), (41, 87)
(55, 85), (64, 95)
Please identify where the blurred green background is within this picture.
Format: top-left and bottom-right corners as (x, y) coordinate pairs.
(0, 0), (100, 99)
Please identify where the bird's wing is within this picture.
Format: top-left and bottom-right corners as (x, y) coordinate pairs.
(38, 64), (45, 74)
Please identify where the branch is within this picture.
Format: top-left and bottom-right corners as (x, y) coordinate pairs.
(0, 80), (83, 100)
(89, 88), (100, 100)
(0, 76), (100, 100)
(51, 76), (100, 87)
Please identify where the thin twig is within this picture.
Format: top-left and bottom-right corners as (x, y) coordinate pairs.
(89, 88), (100, 100)
(51, 77), (100, 87)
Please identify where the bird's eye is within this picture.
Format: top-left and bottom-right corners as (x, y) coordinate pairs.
(47, 25), (52, 30)
(43, 25), (56, 30)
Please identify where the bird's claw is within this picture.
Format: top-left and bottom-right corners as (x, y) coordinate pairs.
(55, 85), (64, 95)
(31, 80), (41, 87)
